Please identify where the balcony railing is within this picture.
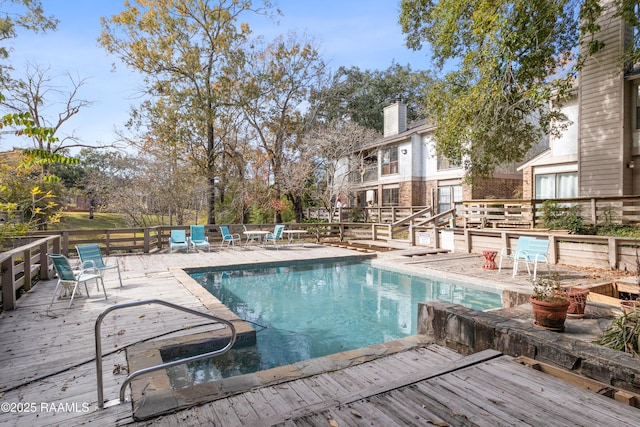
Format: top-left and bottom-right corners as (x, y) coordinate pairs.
(349, 165), (378, 183)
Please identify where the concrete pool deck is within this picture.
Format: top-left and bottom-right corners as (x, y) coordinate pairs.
(0, 242), (636, 425)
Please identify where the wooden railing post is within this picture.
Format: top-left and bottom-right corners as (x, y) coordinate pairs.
(62, 231), (70, 256)
(608, 236), (618, 270)
(144, 228), (150, 253)
(1, 255), (15, 310)
(23, 247), (32, 291)
(548, 235), (557, 265)
(39, 238), (50, 279)
(105, 230), (111, 254)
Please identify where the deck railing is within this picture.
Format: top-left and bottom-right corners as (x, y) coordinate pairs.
(0, 235), (60, 310)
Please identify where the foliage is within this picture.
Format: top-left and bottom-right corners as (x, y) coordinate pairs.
(540, 200), (584, 233)
(594, 309), (640, 357)
(232, 31), (326, 223)
(301, 119), (379, 222)
(309, 64), (433, 133)
(0, 65), (92, 156)
(100, 0), (274, 225)
(0, 0), (57, 66)
(349, 206), (363, 222)
(397, 0), (607, 181)
(531, 272), (566, 303)
(0, 185), (61, 246)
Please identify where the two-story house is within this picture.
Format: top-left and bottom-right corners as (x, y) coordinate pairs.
(344, 100), (523, 212)
(519, 0), (639, 199)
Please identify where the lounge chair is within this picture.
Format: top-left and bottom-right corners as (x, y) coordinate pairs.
(76, 243), (123, 287)
(219, 225), (241, 247)
(189, 225), (210, 252)
(48, 254), (107, 310)
(169, 229), (190, 253)
(264, 224), (285, 249)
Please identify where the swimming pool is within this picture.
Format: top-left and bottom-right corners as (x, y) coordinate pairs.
(168, 260), (502, 389)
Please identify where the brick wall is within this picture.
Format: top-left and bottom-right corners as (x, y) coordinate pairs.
(470, 177), (523, 199)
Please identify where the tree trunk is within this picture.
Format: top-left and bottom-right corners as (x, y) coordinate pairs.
(287, 192), (304, 223)
(207, 122), (216, 225)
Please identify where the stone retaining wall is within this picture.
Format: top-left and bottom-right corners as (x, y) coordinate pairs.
(417, 301), (640, 395)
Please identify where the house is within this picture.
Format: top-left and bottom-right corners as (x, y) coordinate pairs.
(342, 100), (523, 213)
(520, 0), (638, 199)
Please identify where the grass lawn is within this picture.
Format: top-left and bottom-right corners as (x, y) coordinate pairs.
(53, 212), (130, 230)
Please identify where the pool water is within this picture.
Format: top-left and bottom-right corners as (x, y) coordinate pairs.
(168, 260), (502, 389)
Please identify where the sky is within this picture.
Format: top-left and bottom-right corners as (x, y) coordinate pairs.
(3, 0), (431, 153)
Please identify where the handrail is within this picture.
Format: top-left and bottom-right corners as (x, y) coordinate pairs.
(94, 299), (236, 409)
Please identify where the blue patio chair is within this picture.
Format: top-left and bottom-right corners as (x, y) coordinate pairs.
(264, 224), (285, 249)
(76, 243), (123, 287)
(219, 225), (241, 248)
(189, 225), (210, 252)
(48, 254), (107, 310)
(169, 229), (190, 253)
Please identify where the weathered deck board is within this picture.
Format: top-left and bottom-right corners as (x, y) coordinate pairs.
(2, 245), (639, 426)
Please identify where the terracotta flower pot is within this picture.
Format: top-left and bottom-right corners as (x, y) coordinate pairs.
(530, 296), (570, 331)
(620, 300), (640, 315)
(566, 289), (589, 319)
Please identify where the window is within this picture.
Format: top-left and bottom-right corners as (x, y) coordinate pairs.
(381, 147), (398, 175)
(438, 185), (462, 212)
(382, 188), (399, 206)
(535, 172), (577, 199)
(437, 156), (461, 170)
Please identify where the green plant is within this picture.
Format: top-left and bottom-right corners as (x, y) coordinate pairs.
(532, 273), (566, 303)
(593, 310), (640, 357)
(540, 200), (584, 233)
(349, 206), (362, 222)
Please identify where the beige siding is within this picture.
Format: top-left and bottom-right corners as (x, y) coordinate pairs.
(579, 2), (625, 196)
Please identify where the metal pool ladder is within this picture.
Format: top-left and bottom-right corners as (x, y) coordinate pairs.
(94, 299), (237, 409)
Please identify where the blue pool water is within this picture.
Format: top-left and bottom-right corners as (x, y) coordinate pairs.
(168, 260), (502, 388)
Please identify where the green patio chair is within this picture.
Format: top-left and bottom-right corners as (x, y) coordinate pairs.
(76, 243), (123, 287)
(48, 254), (107, 310)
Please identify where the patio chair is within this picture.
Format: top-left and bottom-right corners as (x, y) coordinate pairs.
(219, 225), (241, 248)
(498, 236), (534, 274)
(189, 225), (210, 252)
(76, 243), (123, 287)
(513, 238), (551, 280)
(48, 254), (107, 310)
(169, 229), (190, 253)
(264, 224), (285, 249)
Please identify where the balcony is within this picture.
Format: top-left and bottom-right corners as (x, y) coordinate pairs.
(349, 164), (378, 183)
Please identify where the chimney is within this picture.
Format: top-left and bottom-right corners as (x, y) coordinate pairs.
(383, 99), (407, 137)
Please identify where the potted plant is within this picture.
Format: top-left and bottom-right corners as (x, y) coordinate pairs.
(565, 287), (589, 319)
(530, 274), (570, 331)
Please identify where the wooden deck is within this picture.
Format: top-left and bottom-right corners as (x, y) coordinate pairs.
(0, 243), (638, 426)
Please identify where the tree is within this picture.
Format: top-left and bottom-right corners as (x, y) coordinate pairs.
(309, 64), (433, 133)
(233, 32), (326, 222)
(398, 0), (610, 180)
(301, 120), (380, 222)
(0, 0), (57, 79)
(100, 0), (274, 225)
